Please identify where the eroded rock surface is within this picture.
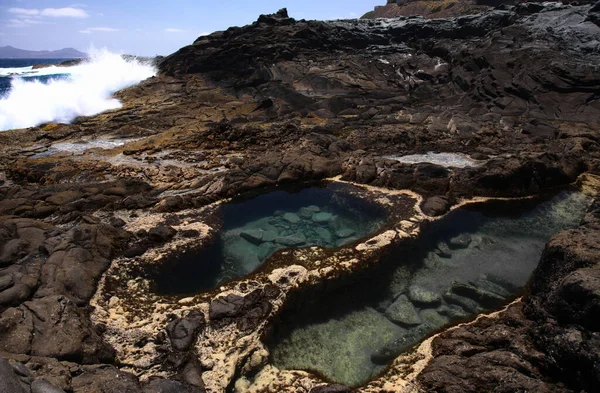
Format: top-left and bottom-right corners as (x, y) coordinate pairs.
(0, 3), (599, 393)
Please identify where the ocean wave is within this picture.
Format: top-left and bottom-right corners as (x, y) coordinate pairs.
(0, 65), (73, 78)
(0, 49), (156, 132)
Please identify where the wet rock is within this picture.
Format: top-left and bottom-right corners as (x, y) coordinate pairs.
(385, 295), (422, 326)
(148, 225), (177, 243)
(408, 285), (442, 306)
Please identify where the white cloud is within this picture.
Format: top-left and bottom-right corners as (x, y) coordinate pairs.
(41, 8), (89, 18)
(7, 7), (88, 18)
(79, 27), (120, 34)
(165, 28), (184, 33)
(8, 8), (40, 16)
(6, 18), (48, 28)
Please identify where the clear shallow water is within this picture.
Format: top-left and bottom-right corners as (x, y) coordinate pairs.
(153, 183), (388, 295)
(267, 190), (592, 387)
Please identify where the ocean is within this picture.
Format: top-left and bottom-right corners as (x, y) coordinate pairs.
(0, 50), (156, 132)
(0, 59), (73, 97)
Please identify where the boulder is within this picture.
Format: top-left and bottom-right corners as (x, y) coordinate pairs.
(422, 196), (449, 217)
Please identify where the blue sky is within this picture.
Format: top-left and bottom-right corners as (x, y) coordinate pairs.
(0, 1), (383, 56)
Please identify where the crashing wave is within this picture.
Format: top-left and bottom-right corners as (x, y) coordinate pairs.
(0, 49), (156, 131)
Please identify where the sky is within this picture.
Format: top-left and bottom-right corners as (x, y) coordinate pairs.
(0, 1), (383, 56)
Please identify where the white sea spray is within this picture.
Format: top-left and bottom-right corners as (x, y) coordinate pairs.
(0, 48), (156, 131)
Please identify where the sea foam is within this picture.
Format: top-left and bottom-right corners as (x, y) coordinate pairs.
(0, 49), (156, 131)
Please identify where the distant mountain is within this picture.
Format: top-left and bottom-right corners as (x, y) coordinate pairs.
(0, 46), (87, 59)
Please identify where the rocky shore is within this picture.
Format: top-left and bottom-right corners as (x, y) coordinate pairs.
(1, 3), (599, 393)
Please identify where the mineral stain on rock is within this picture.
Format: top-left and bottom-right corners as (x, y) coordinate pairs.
(153, 183), (387, 295)
(267, 191), (592, 386)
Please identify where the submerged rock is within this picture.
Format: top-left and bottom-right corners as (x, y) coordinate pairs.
(312, 212), (333, 224)
(408, 285), (442, 306)
(240, 229), (264, 244)
(335, 228), (356, 239)
(298, 205), (320, 219)
(275, 233), (307, 246)
(420, 309), (449, 329)
(448, 234), (472, 249)
(450, 282), (506, 308)
(443, 290), (482, 314)
(283, 213), (301, 224)
(437, 304), (470, 320)
(385, 295), (422, 326)
(371, 323), (432, 365)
